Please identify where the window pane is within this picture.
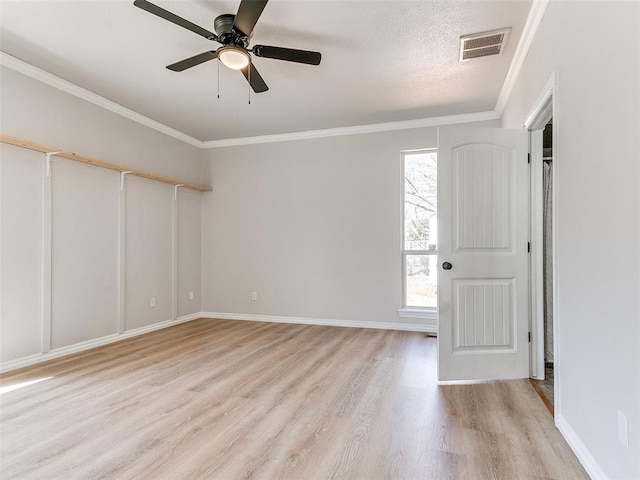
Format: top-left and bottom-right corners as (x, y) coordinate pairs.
(405, 254), (437, 307)
(404, 152), (437, 251)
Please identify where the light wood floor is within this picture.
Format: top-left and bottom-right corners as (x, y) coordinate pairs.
(0, 319), (588, 480)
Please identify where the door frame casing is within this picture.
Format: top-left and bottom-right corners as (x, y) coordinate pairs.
(528, 128), (546, 380)
(524, 71), (559, 413)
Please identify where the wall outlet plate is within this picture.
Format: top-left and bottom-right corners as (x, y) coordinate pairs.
(150, 297), (156, 308)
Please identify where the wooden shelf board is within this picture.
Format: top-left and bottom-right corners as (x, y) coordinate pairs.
(0, 133), (212, 192)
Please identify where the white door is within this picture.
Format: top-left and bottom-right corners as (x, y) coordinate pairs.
(437, 126), (529, 381)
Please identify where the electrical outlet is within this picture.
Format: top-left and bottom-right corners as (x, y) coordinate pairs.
(251, 291), (257, 301)
(189, 291), (194, 300)
(150, 297), (156, 308)
(618, 411), (629, 448)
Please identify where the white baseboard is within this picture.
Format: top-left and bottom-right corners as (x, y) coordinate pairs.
(1, 311), (434, 373)
(201, 311), (437, 333)
(0, 312), (202, 374)
(556, 414), (609, 480)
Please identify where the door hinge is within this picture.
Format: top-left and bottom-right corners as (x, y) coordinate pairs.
(528, 332), (531, 343)
(527, 241), (531, 253)
(528, 153), (531, 164)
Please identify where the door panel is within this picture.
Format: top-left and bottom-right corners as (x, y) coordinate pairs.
(438, 127), (528, 381)
(454, 145), (512, 251)
(453, 278), (513, 348)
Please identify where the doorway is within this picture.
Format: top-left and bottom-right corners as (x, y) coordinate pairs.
(531, 119), (555, 411)
(525, 75), (557, 414)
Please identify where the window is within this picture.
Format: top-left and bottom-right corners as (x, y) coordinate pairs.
(402, 150), (437, 308)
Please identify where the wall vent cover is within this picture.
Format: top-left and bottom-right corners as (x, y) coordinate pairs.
(459, 28), (511, 61)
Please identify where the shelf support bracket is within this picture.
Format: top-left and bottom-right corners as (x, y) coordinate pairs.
(44, 151), (62, 178)
(120, 171), (134, 191)
(174, 184), (185, 202)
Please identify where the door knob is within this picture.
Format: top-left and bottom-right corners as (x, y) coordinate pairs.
(442, 262), (453, 270)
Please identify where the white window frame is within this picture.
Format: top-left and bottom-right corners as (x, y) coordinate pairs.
(399, 148), (438, 319)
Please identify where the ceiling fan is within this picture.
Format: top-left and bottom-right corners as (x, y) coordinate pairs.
(133, 0), (322, 93)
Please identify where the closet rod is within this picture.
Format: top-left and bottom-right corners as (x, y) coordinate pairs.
(0, 133), (212, 192)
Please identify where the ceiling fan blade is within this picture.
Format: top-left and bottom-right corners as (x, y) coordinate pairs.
(133, 0), (218, 41)
(252, 45), (321, 65)
(233, 0), (269, 37)
(240, 63), (269, 93)
(167, 51), (217, 72)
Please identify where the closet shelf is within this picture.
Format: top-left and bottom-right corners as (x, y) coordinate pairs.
(1, 134), (212, 192)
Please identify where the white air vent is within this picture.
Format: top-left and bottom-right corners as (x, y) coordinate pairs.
(459, 28), (511, 61)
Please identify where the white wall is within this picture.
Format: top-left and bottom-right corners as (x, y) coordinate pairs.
(177, 189), (203, 317)
(0, 66), (204, 369)
(0, 66), (205, 185)
(124, 177), (174, 330)
(501, 1), (640, 478)
(0, 145), (43, 362)
(51, 159), (119, 349)
(201, 122), (498, 329)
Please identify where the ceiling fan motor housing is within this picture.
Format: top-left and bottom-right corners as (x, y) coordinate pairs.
(214, 14), (248, 47)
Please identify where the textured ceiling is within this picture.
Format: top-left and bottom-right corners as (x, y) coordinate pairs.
(0, 0), (532, 142)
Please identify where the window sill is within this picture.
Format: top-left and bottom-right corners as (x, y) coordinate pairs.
(397, 307), (437, 320)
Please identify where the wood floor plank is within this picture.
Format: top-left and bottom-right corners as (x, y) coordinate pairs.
(0, 319), (588, 480)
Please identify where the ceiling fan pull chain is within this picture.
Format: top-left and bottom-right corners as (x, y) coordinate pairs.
(248, 65), (251, 105)
(217, 61), (220, 99)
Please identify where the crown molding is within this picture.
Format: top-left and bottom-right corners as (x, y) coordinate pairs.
(494, 0), (550, 117)
(200, 111), (500, 148)
(2, 0), (546, 151)
(0, 51), (203, 148)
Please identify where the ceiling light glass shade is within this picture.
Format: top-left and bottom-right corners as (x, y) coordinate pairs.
(217, 46), (250, 70)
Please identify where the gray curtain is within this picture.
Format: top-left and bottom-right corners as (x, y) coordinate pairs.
(543, 161), (554, 363)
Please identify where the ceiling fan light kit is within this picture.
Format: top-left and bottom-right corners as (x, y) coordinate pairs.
(133, 0), (322, 94)
(217, 46), (250, 70)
